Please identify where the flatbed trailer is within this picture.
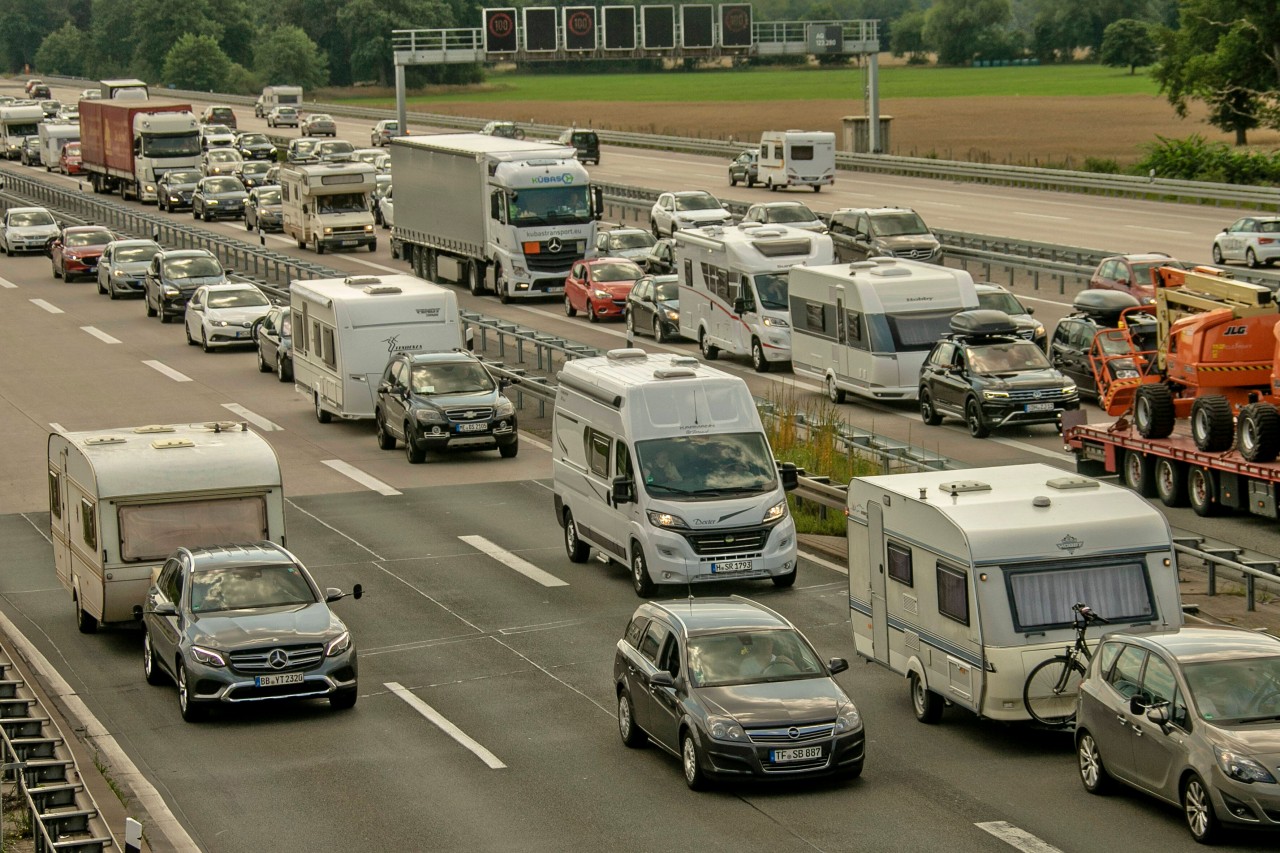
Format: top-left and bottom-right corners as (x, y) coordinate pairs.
(1067, 421), (1280, 519)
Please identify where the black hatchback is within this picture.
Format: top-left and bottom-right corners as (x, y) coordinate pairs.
(558, 128), (600, 165)
(918, 310), (1080, 438)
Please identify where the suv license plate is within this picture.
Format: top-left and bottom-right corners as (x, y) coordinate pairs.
(1025, 402), (1055, 412)
(255, 672), (303, 687)
(771, 746), (823, 763)
(457, 422), (488, 433)
(711, 559), (753, 574)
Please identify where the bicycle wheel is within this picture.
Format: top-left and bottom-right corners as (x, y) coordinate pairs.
(1024, 655), (1086, 726)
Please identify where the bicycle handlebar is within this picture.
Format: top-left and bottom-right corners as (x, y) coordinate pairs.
(1073, 602), (1110, 624)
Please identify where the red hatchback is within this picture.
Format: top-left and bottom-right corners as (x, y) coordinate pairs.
(564, 258), (644, 322)
(59, 142), (82, 175)
(51, 226), (114, 282)
(1088, 252), (1186, 304)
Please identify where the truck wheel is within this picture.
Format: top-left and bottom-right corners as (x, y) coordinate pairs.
(1187, 467), (1220, 517)
(314, 237), (325, 255)
(630, 541), (656, 598)
(1134, 384), (1175, 439)
(469, 261), (486, 296)
(1121, 451), (1156, 497)
(1154, 458), (1187, 507)
(751, 339), (770, 373)
(369, 239), (377, 253)
(699, 330), (718, 360)
(493, 263), (510, 304)
(74, 591), (97, 634)
(426, 249), (439, 281)
(1190, 397), (1233, 452)
(563, 509), (590, 562)
(1237, 403), (1280, 462)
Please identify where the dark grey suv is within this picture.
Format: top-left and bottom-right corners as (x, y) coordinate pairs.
(140, 542), (362, 722)
(829, 207), (942, 264)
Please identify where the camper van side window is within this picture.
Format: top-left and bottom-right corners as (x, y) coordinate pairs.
(321, 327), (337, 369)
(886, 541), (913, 586)
(586, 429), (611, 477)
(80, 498), (97, 551)
(682, 259), (693, 288)
(937, 563), (969, 625)
(845, 310), (866, 349)
(615, 442), (633, 480)
(48, 470), (61, 519)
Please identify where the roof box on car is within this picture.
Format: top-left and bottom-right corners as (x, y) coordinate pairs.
(1072, 290), (1141, 321)
(949, 309), (1018, 338)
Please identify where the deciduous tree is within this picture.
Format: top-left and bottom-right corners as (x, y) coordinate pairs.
(161, 33), (232, 92)
(923, 0), (1013, 66)
(35, 21), (87, 77)
(253, 26), (329, 91)
(1100, 18), (1157, 73)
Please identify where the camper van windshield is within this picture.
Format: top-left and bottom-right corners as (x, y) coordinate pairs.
(410, 361), (495, 395)
(509, 186), (592, 226)
(144, 134), (201, 157)
(316, 193), (369, 214)
(752, 273), (790, 310)
(5, 122), (39, 137)
(1006, 561), (1154, 632)
(687, 629), (825, 687)
(869, 212), (929, 237)
(636, 432), (777, 497)
(967, 341), (1051, 374)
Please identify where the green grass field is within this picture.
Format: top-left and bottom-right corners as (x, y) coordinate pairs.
(335, 63), (1159, 105)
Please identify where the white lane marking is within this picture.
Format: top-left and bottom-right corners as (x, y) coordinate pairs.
(0, 276), (17, 288)
(49, 422), (65, 433)
(1125, 225), (1192, 235)
(1018, 293), (1073, 309)
(262, 233), (401, 273)
(141, 360), (192, 382)
(459, 534), (568, 587)
(0, 609), (196, 851)
(30, 298), (63, 314)
(321, 459), (403, 496)
(80, 326), (121, 344)
(975, 821), (1064, 853)
(988, 435), (1074, 461)
(519, 431), (551, 453)
(385, 682), (507, 769)
(221, 403), (282, 431)
(1012, 212), (1069, 221)
(801, 550), (848, 576)
(285, 498), (386, 561)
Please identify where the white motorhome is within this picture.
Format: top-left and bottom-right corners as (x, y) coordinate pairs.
(48, 422), (285, 632)
(848, 464), (1182, 724)
(280, 159), (378, 254)
(552, 348), (799, 597)
(0, 104), (44, 160)
(256, 85), (303, 117)
(291, 274), (463, 422)
(38, 121), (79, 171)
(757, 130), (836, 192)
(789, 258), (979, 403)
(676, 223), (834, 372)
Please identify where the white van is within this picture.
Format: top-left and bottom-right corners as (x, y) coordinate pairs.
(676, 223), (833, 372)
(552, 348), (799, 597)
(757, 130), (836, 192)
(48, 422), (285, 632)
(291, 274), (463, 422)
(847, 464), (1182, 724)
(789, 258), (978, 403)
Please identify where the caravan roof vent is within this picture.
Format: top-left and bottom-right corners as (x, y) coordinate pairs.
(151, 438), (195, 450)
(133, 425), (175, 434)
(606, 348), (648, 361)
(938, 479), (992, 496)
(344, 275), (381, 287)
(869, 264), (912, 277)
(363, 284), (402, 295)
(753, 237), (811, 257)
(199, 421), (248, 433)
(83, 436), (126, 446)
(669, 356), (700, 368)
(653, 367), (698, 379)
(847, 261), (878, 274)
(1045, 476), (1099, 491)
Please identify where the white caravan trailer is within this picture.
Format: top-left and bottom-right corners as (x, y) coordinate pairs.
(757, 130), (836, 192)
(38, 121), (79, 170)
(789, 258), (978, 403)
(847, 464), (1182, 724)
(291, 274), (463, 422)
(552, 348), (799, 596)
(48, 422), (285, 632)
(676, 223), (833, 372)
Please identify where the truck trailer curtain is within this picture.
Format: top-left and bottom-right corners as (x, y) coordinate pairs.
(118, 496), (268, 562)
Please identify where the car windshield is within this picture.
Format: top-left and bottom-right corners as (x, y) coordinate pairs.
(207, 288), (268, 308)
(591, 261), (642, 282)
(316, 193), (368, 214)
(310, 114), (333, 123)
(188, 564), (317, 613)
(509, 186), (592, 226)
(686, 629), (825, 687)
(64, 143), (80, 155)
(1183, 656), (1280, 723)
(239, 134), (268, 145)
(765, 205), (816, 224)
(255, 188), (282, 204)
(869, 212), (929, 237)
(409, 361), (495, 395)
(165, 257), (222, 279)
(66, 231), (112, 247)
(164, 170), (200, 185)
(977, 290), (1025, 315)
(319, 141), (354, 155)
(383, 122), (399, 132)
(636, 433), (778, 497)
(608, 232), (655, 251)
(292, 140), (318, 155)
(1130, 259), (1184, 282)
(203, 178), (243, 193)
(654, 281), (680, 301)
(9, 210), (54, 227)
(752, 272), (790, 310)
(116, 245), (160, 263)
(241, 162), (270, 175)
(967, 341), (1051, 374)
(208, 151), (239, 163)
(276, 108), (297, 116)
(6, 122), (39, 136)
(675, 194), (720, 212)
(205, 125), (231, 135)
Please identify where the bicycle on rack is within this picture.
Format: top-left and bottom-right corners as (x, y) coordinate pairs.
(1023, 602), (1109, 726)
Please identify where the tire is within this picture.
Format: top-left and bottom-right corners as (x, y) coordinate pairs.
(499, 439), (518, 459)
(813, 185), (821, 192)
(751, 339), (770, 373)
(1154, 457), (1188, 507)
(426, 249), (439, 282)
(630, 542), (656, 597)
(745, 175), (755, 188)
(185, 323), (196, 345)
(160, 310), (172, 324)
(53, 261), (61, 279)
(653, 322), (667, 345)
(108, 280), (119, 300)
(565, 296), (577, 318)
(827, 375), (847, 405)
(1237, 402), (1280, 462)
(257, 346), (271, 372)
(277, 356), (291, 383)
(469, 261), (486, 296)
(376, 412), (396, 450)
(729, 174), (738, 187)
(1188, 466), (1220, 517)
(329, 689), (358, 710)
(909, 672), (943, 724)
(146, 294), (157, 317)
(404, 424), (426, 464)
(771, 565), (797, 588)
(201, 328), (212, 353)
(74, 592), (98, 634)
(1023, 656), (1085, 726)
(1190, 396), (1233, 452)
(204, 210), (214, 223)
(1134, 384), (1176, 439)
(315, 393), (331, 424)
(618, 690), (646, 748)
(625, 311), (637, 337)
(315, 238), (325, 255)
(1212, 244), (1224, 265)
(1121, 451), (1156, 497)
(699, 330), (718, 360)
(965, 398), (990, 438)
(650, 219), (661, 240)
(919, 388), (941, 425)
(563, 510), (590, 563)
(587, 300), (599, 323)
(97, 275), (105, 294)
(143, 629), (165, 685)
(178, 664), (207, 722)
(681, 732), (707, 791)
(1182, 773), (1221, 844)
(1076, 731), (1112, 795)
(1247, 248), (1260, 269)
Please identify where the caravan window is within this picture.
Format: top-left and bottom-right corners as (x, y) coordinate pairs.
(321, 326), (336, 369)
(845, 310), (866, 349)
(118, 496), (268, 562)
(886, 541), (913, 586)
(884, 310), (958, 352)
(790, 145), (815, 161)
(1005, 560), (1154, 632)
(48, 470), (61, 519)
(937, 563), (969, 625)
(81, 498), (97, 550)
(586, 429), (611, 477)
(293, 311), (306, 352)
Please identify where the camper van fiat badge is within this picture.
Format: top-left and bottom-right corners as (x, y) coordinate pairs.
(1056, 534), (1084, 554)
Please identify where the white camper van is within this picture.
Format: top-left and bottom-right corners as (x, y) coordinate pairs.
(48, 422), (285, 633)
(676, 223), (834, 372)
(38, 121), (79, 171)
(552, 349), (799, 597)
(291, 274), (463, 422)
(789, 258), (979, 403)
(757, 130), (836, 192)
(847, 464), (1182, 725)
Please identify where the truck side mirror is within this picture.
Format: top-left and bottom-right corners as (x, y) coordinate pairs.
(733, 297), (746, 315)
(611, 475), (635, 505)
(778, 461), (798, 492)
(592, 186), (604, 221)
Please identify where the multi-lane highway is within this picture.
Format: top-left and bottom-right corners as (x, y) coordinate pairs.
(0, 79), (1277, 852)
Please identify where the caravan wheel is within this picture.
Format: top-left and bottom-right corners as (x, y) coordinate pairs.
(314, 393), (332, 424)
(909, 672), (943, 724)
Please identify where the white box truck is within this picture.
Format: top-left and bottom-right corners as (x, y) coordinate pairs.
(48, 421), (285, 633)
(757, 130), (836, 192)
(789, 258), (978, 403)
(390, 133), (603, 302)
(675, 222), (833, 372)
(552, 348), (800, 597)
(279, 159), (378, 254)
(0, 104), (44, 160)
(38, 121), (79, 171)
(847, 463), (1182, 724)
(255, 85), (303, 118)
(291, 274), (463, 422)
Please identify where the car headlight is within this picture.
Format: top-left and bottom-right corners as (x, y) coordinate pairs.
(982, 390), (1009, 400)
(415, 408), (447, 424)
(325, 631), (352, 657)
(207, 199), (219, 205)
(495, 399), (515, 418)
(763, 499), (788, 523)
(113, 269), (126, 278)
(323, 227), (333, 235)
(1063, 385), (1077, 395)
(1115, 369), (1139, 379)
(170, 195), (181, 202)
(593, 289), (611, 300)
(163, 286), (179, 297)
(762, 316), (789, 328)
(1033, 323), (1045, 336)
(212, 319), (230, 327)
(663, 308), (679, 321)
(834, 702), (862, 733)
(190, 645), (225, 667)
(144, 184), (155, 193)
(646, 510), (689, 530)
(706, 715), (746, 742)
(1215, 746), (1277, 784)
(512, 264), (528, 276)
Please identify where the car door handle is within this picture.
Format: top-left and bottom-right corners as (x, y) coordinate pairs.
(1115, 714), (1128, 725)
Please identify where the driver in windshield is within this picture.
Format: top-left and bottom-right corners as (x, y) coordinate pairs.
(647, 449), (681, 484)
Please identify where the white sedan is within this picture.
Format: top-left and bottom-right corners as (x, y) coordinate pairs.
(184, 282), (272, 351)
(1212, 216), (1280, 268)
(648, 190), (733, 238)
(1, 206), (59, 255)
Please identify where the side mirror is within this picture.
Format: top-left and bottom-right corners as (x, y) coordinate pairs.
(324, 587), (344, 602)
(1027, 306), (1035, 316)
(733, 297), (746, 315)
(151, 601), (177, 617)
(649, 670), (675, 688)
(721, 202), (730, 210)
(1145, 703), (1171, 728)
(1129, 695), (1149, 716)
(828, 657), (849, 675)
(611, 475), (635, 505)
(778, 461), (798, 492)
(592, 186), (604, 221)
(378, 381), (392, 394)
